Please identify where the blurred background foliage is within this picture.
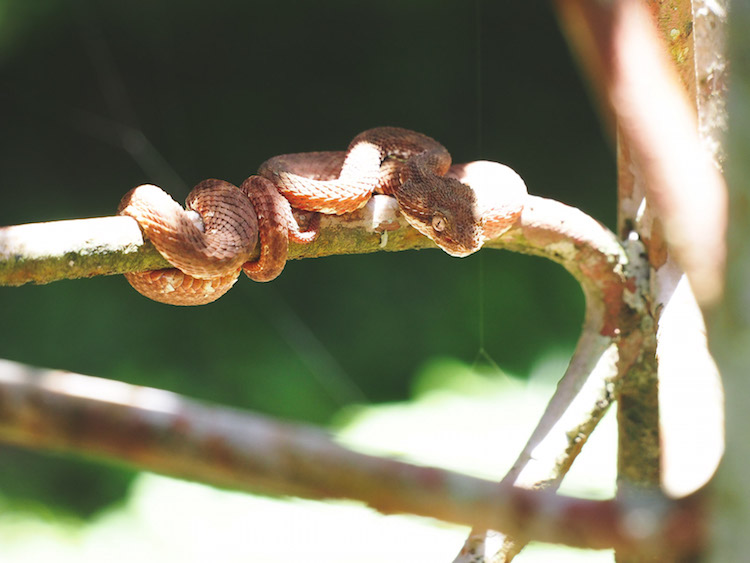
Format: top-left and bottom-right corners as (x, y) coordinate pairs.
(0, 0), (614, 520)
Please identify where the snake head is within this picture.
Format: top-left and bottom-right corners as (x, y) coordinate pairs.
(395, 176), (484, 257)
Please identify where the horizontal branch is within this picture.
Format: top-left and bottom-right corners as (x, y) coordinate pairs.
(0, 358), (702, 555)
(0, 194), (625, 298)
(0, 195), (432, 286)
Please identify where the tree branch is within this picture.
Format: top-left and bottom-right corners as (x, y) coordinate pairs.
(554, 0), (727, 308)
(547, 2), (726, 562)
(455, 194), (646, 561)
(0, 195), (432, 286)
(2, 175), (648, 557)
(1, 192), (630, 293)
(0, 358), (704, 556)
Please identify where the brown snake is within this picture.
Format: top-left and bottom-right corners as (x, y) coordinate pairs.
(119, 127), (526, 305)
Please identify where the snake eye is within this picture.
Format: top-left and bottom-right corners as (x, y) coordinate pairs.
(432, 213), (446, 232)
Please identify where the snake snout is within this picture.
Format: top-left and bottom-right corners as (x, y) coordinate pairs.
(432, 226), (484, 257)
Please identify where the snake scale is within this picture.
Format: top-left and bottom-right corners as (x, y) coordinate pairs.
(119, 127), (527, 305)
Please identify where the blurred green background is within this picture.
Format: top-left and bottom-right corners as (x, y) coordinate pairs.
(0, 0), (614, 524)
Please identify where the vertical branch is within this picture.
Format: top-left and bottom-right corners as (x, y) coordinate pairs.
(454, 197), (635, 562)
(709, 2), (750, 559)
(650, 0), (726, 505)
(693, 0), (728, 167)
(616, 0), (726, 502)
(554, 0), (727, 560)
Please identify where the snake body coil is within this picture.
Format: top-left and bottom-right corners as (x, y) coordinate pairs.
(119, 127), (526, 305)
